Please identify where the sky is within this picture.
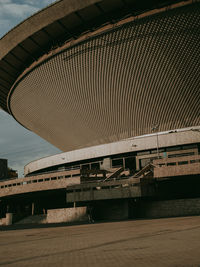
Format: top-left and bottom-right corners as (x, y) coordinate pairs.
(0, 0), (61, 177)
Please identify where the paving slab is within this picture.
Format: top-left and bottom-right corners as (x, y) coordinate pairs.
(0, 216), (200, 267)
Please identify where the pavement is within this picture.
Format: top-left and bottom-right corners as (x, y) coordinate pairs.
(0, 216), (200, 267)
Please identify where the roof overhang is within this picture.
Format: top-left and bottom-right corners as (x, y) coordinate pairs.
(0, 0), (190, 112)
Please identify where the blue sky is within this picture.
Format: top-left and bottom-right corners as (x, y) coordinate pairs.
(0, 0), (61, 177)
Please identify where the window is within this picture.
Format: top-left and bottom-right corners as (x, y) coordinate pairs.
(182, 144), (197, 150)
(167, 162), (176, 166)
(72, 174), (80, 177)
(166, 146), (181, 152)
(190, 159), (200, 164)
(137, 151), (150, 156)
(81, 164), (90, 170)
(151, 149), (164, 154)
(168, 152), (194, 158)
(91, 162), (100, 170)
(178, 161), (188, 165)
(159, 163), (165, 167)
(112, 158), (123, 167)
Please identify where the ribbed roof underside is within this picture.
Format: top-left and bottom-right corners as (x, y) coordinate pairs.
(9, 3), (200, 151)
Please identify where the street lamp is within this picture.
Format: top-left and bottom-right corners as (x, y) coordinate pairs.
(152, 124), (159, 159)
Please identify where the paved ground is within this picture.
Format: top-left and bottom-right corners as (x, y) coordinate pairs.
(0, 216), (200, 267)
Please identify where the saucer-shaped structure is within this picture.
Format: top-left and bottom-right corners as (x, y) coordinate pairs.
(0, 0), (199, 151)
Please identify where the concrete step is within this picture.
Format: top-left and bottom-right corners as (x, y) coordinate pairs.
(15, 214), (47, 224)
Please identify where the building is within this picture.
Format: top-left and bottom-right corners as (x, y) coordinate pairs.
(0, 159), (8, 181)
(0, 0), (199, 151)
(0, 0), (200, 224)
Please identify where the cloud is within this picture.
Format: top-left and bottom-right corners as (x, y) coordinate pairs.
(0, 0), (60, 177)
(0, 108), (61, 177)
(0, 0), (57, 37)
(0, 3), (39, 19)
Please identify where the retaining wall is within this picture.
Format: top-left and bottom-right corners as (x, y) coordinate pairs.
(47, 207), (87, 223)
(139, 198), (200, 218)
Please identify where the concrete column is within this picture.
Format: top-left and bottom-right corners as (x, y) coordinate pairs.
(32, 202), (35, 215)
(6, 204), (10, 213)
(6, 213), (13, 225)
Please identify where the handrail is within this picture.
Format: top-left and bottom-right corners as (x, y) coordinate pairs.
(153, 155), (200, 166)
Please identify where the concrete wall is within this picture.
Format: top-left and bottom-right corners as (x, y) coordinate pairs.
(0, 169), (80, 198)
(0, 217), (6, 226)
(67, 186), (142, 203)
(139, 198), (200, 218)
(93, 200), (129, 220)
(154, 155), (200, 178)
(47, 207), (87, 223)
(25, 127), (200, 175)
(0, 213), (12, 226)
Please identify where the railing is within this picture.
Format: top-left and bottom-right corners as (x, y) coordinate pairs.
(153, 155), (200, 178)
(66, 176), (140, 193)
(26, 165), (81, 177)
(154, 155), (200, 166)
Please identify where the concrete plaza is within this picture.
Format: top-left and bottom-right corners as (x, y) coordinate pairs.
(0, 216), (200, 267)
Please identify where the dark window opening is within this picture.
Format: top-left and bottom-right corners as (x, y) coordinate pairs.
(112, 158), (123, 168)
(168, 152), (194, 158)
(81, 164), (90, 170)
(178, 161), (188, 165)
(91, 162), (100, 170)
(167, 162), (176, 166)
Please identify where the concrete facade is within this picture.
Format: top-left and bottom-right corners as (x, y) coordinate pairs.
(24, 128), (200, 175)
(154, 155), (200, 178)
(0, 169), (80, 198)
(139, 198), (200, 218)
(0, 0), (199, 152)
(0, 0), (199, 225)
(47, 207), (87, 223)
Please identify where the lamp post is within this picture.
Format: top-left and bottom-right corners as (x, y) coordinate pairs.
(152, 124), (159, 159)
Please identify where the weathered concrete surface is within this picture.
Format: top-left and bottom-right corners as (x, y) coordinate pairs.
(0, 169), (80, 198)
(47, 208), (87, 223)
(0, 216), (200, 266)
(0, 217), (6, 226)
(66, 184), (142, 202)
(154, 155), (200, 178)
(15, 208), (88, 224)
(0, 213), (13, 226)
(25, 128), (200, 175)
(139, 198), (200, 218)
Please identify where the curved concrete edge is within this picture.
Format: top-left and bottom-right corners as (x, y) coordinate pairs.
(0, 0), (99, 59)
(24, 127), (200, 176)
